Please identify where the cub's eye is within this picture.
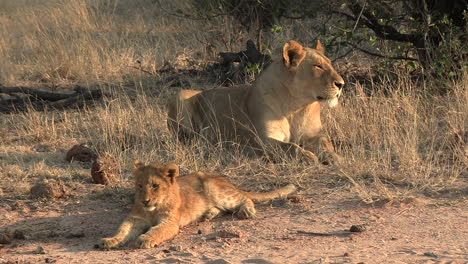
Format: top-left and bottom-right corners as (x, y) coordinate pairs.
(314, 64), (323, 69)
(138, 184), (143, 189)
(152, 184), (159, 189)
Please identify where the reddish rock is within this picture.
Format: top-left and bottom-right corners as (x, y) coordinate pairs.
(90, 155), (119, 185)
(65, 144), (97, 162)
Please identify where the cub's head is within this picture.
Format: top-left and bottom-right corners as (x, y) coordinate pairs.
(282, 40), (345, 107)
(132, 161), (180, 212)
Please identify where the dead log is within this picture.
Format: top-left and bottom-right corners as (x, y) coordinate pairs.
(219, 40), (270, 66)
(0, 85), (107, 113)
(0, 86), (74, 101)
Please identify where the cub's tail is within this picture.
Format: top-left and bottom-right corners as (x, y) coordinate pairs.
(243, 184), (296, 202)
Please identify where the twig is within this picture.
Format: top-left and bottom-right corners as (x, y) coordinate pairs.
(346, 42), (418, 61)
(352, 2), (366, 32)
(127, 65), (154, 76)
(295, 230), (354, 237)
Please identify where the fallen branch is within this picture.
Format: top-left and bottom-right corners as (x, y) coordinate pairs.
(219, 40), (270, 66)
(0, 86), (74, 101)
(295, 230), (354, 237)
(0, 85), (107, 113)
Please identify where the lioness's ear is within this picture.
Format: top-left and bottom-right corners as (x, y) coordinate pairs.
(164, 163), (179, 182)
(316, 40), (325, 54)
(134, 160), (145, 168)
(283, 40), (307, 70)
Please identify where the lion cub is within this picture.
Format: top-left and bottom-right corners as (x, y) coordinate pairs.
(101, 161), (296, 249)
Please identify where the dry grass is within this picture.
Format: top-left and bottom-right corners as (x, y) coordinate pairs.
(0, 0), (466, 203)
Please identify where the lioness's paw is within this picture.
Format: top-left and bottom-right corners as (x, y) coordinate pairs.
(302, 150), (319, 164)
(137, 235), (157, 249)
(101, 237), (120, 249)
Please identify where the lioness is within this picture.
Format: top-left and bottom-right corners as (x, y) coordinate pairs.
(167, 40), (345, 164)
(101, 161), (296, 249)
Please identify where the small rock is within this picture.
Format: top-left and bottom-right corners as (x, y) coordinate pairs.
(30, 180), (71, 199)
(205, 259), (231, 264)
(90, 155), (119, 185)
(65, 144), (97, 162)
(168, 245), (182, 251)
(343, 252), (350, 257)
(34, 246), (46, 254)
(350, 224), (368, 233)
(423, 252), (438, 258)
(197, 229), (203, 235)
(0, 229), (13, 244)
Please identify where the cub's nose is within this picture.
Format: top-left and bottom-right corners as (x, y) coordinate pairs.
(142, 200), (150, 206)
(334, 81), (345, 89)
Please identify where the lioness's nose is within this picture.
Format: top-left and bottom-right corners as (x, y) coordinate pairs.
(334, 81), (345, 89)
(142, 200), (150, 206)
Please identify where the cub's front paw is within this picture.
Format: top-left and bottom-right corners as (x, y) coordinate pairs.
(137, 234), (157, 249)
(101, 237), (120, 249)
(319, 151), (342, 165)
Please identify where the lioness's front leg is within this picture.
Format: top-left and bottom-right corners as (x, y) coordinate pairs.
(137, 219), (180, 249)
(261, 138), (319, 163)
(301, 135), (341, 165)
(101, 216), (149, 249)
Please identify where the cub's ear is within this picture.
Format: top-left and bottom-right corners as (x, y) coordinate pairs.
(283, 40), (307, 70)
(316, 40), (325, 54)
(164, 163), (179, 182)
(134, 160), (145, 168)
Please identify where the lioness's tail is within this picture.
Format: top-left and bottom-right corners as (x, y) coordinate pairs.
(243, 184), (296, 202)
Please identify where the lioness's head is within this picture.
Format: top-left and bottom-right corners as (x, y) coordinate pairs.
(132, 161), (180, 212)
(282, 40), (344, 107)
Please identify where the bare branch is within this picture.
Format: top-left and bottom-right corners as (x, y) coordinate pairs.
(346, 42), (418, 61)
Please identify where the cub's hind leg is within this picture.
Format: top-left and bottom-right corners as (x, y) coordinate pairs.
(236, 198), (256, 219)
(204, 207), (222, 220)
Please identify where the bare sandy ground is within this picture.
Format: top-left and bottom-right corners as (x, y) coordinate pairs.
(1, 183), (467, 264)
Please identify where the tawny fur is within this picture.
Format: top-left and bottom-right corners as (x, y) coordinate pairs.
(101, 161), (296, 249)
(167, 40), (345, 164)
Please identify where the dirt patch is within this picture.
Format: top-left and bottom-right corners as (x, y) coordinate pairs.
(30, 181), (71, 199)
(1, 184), (466, 264)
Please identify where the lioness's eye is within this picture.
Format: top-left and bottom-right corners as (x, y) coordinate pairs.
(152, 184), (159, 189)
(315, 64), (323, 69)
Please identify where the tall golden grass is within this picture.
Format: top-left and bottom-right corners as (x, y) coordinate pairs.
(0, 0), (466, 202)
